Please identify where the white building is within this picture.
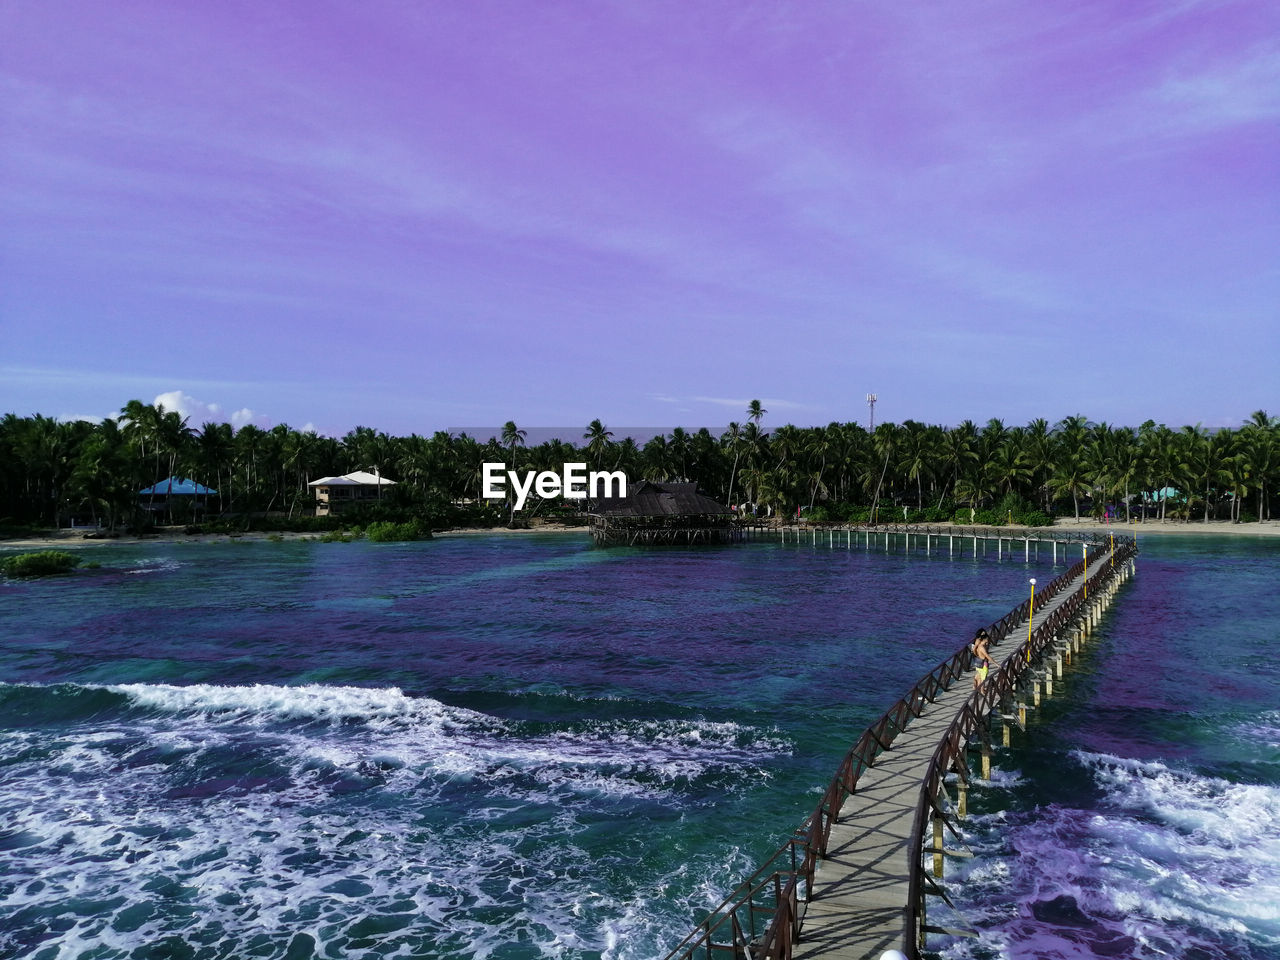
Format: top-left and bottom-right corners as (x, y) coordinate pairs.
(307, 471), (397, 516)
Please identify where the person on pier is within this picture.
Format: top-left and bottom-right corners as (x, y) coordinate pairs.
(972, 628), (992, 691)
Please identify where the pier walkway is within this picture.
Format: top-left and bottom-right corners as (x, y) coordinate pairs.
(664, 534), (1138, 960)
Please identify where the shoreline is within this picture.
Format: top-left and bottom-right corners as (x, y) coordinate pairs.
(1049, 518), (1280, 537)
(0, 523), (591, 551)
(3, 518), (1279, 551)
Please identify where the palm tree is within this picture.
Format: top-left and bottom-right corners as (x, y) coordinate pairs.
(1049, 445), (1092, 521)
(501, 421), (526, 468)
(1098, 426), (1139, 521)
(668, 427), (690, 480)
(803, 425), (834, 510)
(1241, 420), (1275, 522)
(897, 421), (933, 510)
(939, 421), (979, 509)
(724, 421), (743, 508)
(197, 422), (234, 515)
(868, 422), (900, 522)
(986, 438), (1032, 499)
(70, 419), (133, 530)
(583, 419), (613, 471)
(641, 434), (671, 481)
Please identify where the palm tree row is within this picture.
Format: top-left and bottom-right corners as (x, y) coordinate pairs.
(1, 401), (1276, 531)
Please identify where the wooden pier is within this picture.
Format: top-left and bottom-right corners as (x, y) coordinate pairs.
(664, 533), (1138, 960)
(741, 521), (1125, 566)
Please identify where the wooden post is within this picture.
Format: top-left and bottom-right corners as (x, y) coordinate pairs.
(919, 886), (927, 951)
(933, 815), (944, 877)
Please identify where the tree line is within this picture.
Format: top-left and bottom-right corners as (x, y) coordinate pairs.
(1, 399), (1276, 532)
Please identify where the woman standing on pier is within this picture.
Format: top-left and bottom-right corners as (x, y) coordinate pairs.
(972, 628), (992, 691)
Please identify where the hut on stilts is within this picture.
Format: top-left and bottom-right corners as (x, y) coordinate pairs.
(588, 481), (736, 546)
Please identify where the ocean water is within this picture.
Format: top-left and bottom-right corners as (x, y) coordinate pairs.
(933, 535), (1280, 960)
(0, 533), (1275, 959)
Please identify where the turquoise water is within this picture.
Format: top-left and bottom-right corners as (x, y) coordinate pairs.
(0, 533), (1276, 958)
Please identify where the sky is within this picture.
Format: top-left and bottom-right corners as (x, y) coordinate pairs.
(2, 0), (1277, 439)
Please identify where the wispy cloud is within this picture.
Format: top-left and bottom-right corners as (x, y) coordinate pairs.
(651, 394), (809, 412)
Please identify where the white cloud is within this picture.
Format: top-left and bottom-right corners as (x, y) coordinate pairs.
(154, 390), (261, 429)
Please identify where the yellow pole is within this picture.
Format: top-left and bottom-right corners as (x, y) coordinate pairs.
(1110, 532), (1114, 568)
(1026, 578), (1036, 662)
(1083, 547), (1088, 599)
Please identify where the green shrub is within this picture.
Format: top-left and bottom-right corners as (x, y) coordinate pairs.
(2, 551), (82, 577)
(1016, 510), (1054, 527)
(367, 520), (431, 542)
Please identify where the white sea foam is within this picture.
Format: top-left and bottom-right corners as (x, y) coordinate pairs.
(0, 681), (784, 958)
(1238, 709), (1280, 753)
(98, 681), (789, 797)
(934, 748), (1280, 959)
(109, 681), (464, 723)
(121, 557), (184, 575)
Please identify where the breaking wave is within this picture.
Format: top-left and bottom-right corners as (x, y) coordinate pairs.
(935, 749), (1280, 960)
(0, 681), (787, 959)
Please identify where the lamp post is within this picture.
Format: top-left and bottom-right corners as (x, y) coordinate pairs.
(1026, 578), (1036, 662)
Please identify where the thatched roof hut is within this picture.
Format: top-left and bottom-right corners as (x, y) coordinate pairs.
(588, 480), (736, 546)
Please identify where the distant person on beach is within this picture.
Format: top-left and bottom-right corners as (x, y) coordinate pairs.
(972, 628), (991, 691)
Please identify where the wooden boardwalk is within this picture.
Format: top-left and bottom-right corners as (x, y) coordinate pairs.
(793, 553), (1108, 960)
(662, 534), (1137, 960)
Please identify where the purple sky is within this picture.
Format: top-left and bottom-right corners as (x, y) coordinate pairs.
(2, 1), (1277, 438)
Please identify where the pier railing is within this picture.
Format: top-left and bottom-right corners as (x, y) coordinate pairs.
(743, 520), (1129, 548)
(663, 534), (1137, 960)
(903, 535), (1138, 955)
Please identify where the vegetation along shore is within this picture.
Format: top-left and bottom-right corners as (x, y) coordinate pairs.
(2, 401), (1276, 540)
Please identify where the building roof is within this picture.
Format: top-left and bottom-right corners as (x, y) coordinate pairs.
(589, 480), (729, 517)
(138, 476), (217, 496)
(308, 471), (397, 487)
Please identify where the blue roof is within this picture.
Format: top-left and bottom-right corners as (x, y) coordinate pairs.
(138, 477), (218, 496)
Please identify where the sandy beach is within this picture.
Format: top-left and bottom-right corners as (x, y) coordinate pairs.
(0, 523), (590, 551)
(4, 518), (1279, 552)
(1050, 518), (1280, 537)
